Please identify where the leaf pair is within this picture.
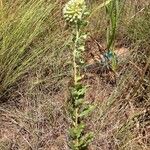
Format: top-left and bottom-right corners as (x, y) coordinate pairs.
(71, 83), (86, 102)
(69, 125), (94, 150)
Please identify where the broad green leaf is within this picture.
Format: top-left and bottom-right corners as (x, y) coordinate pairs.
(79, 105), (95, 118)
(75, 98), (84, 107)
(78, 45), (85, 51)
(69, 123), (85, 139)
(78, 132), (94, 148)
(75, 123), (85, 138)
(76, 75), (83, 82)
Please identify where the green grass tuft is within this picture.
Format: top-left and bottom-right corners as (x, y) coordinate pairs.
(0, 0), (68, 96)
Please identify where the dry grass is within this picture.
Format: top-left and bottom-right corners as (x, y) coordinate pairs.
(0, 0), (150, 150)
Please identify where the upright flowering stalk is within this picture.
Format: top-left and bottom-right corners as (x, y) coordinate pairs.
(63, 0), (94, 149)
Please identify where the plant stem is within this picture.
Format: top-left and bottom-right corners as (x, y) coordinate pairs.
(73, 49), (77, 85)
(75, 108), (79, 147)
(74, 23), (79, 85)
(0, 0), (3, 20)
(0, 0), (3, 8)
(74, 23), (80, 148)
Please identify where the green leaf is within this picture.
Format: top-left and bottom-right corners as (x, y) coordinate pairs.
(71, 88), (85, 99)
(79, 105), (95, 118)
(71, 84), (87, 100)
(69, 127), (76, 139)
(76, 123), (85, 138)
(75, 98), (84, 107)
(76, 75), (84, 82)
(78, 132), (94, 148)
(80, 33), (87, 40)
(77, 87), (86, 97)
(78, 45), (85, 51)
(69, 123), (85, 139)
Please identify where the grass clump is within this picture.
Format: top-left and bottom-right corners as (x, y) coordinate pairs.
(0, 0), (58, 97)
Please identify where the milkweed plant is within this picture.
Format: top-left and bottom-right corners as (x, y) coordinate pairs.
(63, 0), (94, 149)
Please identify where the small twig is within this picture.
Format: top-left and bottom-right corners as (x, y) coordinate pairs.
(141, 57), (150, 80)
(130, 7), (146, 19)
(129, 61), (142, 75)
(89, 35), (105, 54)
(129, 58), (150, 99)
(88, 0), (112, 19)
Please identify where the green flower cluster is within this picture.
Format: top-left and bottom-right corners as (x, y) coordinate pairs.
(63, 0), (89, 23)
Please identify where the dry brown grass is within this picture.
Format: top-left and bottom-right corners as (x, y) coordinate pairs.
(0, 0), (150, 150)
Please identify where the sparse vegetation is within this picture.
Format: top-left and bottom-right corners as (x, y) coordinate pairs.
(0, 0), (149, 150)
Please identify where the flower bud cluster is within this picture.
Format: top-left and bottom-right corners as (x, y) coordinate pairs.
(63, 0), (88, 23)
